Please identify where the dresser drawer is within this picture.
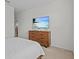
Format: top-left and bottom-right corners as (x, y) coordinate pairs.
(40, 36), (49, 39)
(40, 31), (48, 34)
(29, 32), (36, 35)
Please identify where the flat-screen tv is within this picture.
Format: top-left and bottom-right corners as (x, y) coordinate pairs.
(33, 16), (49, 29)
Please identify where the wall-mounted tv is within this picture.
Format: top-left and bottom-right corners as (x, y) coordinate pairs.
(33, 16), (49, 29)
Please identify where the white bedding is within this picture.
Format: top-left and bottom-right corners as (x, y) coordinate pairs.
(5, 37), (45, 59)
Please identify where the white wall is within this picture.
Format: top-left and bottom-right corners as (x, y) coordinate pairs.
(5, 4), (15, 38)
(16, 0), (74, 51)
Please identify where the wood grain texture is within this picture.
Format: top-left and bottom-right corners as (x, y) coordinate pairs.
(29, 31), (51, 47)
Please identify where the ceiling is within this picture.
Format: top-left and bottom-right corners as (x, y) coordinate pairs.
(6, 0), (53, 13)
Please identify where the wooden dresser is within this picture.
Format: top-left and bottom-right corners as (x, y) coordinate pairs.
(29, 31), (51, 47)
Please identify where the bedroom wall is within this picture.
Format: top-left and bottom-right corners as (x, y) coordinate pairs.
(5, 4), (15, 38)
(16, 0), (74, 51)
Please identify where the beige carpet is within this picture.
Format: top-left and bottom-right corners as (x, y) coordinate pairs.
(42, 47), (74, 59)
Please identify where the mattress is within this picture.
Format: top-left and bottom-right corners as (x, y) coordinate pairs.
(5, 37), (45, 59)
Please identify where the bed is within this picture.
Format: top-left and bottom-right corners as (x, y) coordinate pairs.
(5, 37), (45, 59)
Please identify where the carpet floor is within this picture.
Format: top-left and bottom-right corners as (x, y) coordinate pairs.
(42, 47), (74, 59)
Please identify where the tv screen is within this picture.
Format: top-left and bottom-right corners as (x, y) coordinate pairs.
(33, 16), (49, 29)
